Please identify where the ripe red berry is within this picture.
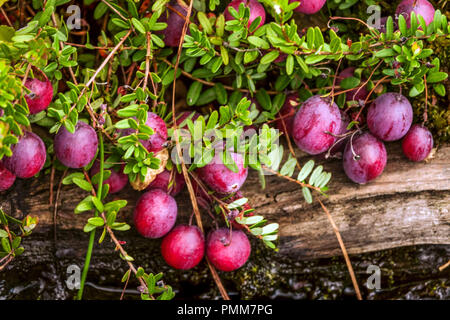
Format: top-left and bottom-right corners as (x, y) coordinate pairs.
(402, 124), (433, 162)
(147, 169), (185, 196)
(197, 151), (248, 194)
(121, 112), (168, 153)
(25, 78), (53, 115)
(158, 1), (190, 47)
(3, 131), (46, 179)
(206, 228), (251, 272)
(161, 225), (205, 270)
(54, 121), (98, 168)
(343, 132), (387, 184)
(90, 158), (128, 194)
(134, 189), (178, 239)
(290, 0), (327, 14)
(224, 0), (266, 30)
(275, 93), (299, 136)
(336, 67), (369, 102)
(396, 0), (435, 28)
(0, 161), (16, 191)
(367, 92), (413, 141)
(292, 95), (342, 155)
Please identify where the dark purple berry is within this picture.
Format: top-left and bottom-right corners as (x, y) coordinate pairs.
(158, 1), (190, 47)
(336, 67), (369, 102)
(121, 112), (168, 153)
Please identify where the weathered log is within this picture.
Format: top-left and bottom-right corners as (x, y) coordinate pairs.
(1, 142), (449, 260)
(0, 142), (449, 300)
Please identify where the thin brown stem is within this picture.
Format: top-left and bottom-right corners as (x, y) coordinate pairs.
(318, 199), (362, 300)
(439, 259), (450, 272)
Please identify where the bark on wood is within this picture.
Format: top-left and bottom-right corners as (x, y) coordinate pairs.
(0, 142), (449, 260)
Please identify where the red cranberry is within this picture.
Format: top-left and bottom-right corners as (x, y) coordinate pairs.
(161, 225), (205, 270)
(90, 158), (128, 194)
(367, 92), (413, 141)
(343, 132), (387, 184)
(147, 169), (185, 196)
(158, 1), (190, 47)
(396, 0), (435, 28)
(54, 121), (98, 168)
(0, 161), (16, 191)
(197, 152), (248, 194)
(3, 131), (46, 178)
(224, 0), (266, 30)
(121, 112), (168, 153)
(402, 124), (433, 161)
(25, 78), (53, 114)
(290, 0), (327, 14)
(133, 189), (177, 239)
(275, 93), (299, 136)
(292, 95), (342, 155)
(206, 228), (251, 272)
(336, 67), (369, 102)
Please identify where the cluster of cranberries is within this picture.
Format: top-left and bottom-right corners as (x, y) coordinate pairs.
(278, 89), (434, 184)
(134, 140), (252, 271)
(0, 77), (53, 192)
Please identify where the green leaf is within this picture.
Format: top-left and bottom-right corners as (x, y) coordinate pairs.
(309, 165), (323, 185)
(187, 81), (203, 106)
(302, 186), (312, 204)
(280, 156), (296, 177)
(92, 197), (104, 212)
(286, 55), (294, 75)
(427, 72), (448, 83)
(398, 14), (407, 35)
(75, 196), (95, 214)
(132, 18), (146, 34)
(72, 178), (93, 192)
(375, 49), (396, 58)
(260, 51), (280, 64)
(197, 12), (213, 34)
(297, 160), (315, 181)
(1, 237), (11, 253)
(87, 217), (104, 227)
(261, 223), (279, 235)
(247, 36), (269, 49)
